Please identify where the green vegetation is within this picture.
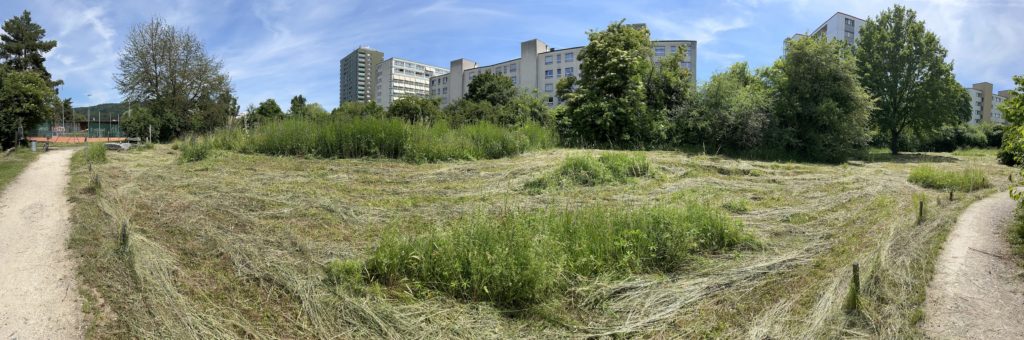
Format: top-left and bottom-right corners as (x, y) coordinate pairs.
(176, 137), (211, 163)
(908, 166), (990, 192)
(526, 152), (653, 189)
(0, 148), (37, 191)
(82, 143), (107, 164)
(363, 203), (754, 309)
(186, 115), (557, 163)
(115, 17), (238, 141)
(999, 75), (1024, 166)
(857, 5), (970, 154)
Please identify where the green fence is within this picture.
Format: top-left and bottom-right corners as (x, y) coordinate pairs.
(31, 122), (126, 138)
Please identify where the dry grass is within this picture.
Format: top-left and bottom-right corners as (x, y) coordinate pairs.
(67, 146), (1015, 338)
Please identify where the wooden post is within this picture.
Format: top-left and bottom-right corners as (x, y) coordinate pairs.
(918, 200), (924, 225)
(844, 262), (860, 313)
(949, 190), (954, 201)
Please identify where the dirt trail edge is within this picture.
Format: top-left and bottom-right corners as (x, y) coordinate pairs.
(922, 191), (1024, 338)
(0, 148), (82, 339)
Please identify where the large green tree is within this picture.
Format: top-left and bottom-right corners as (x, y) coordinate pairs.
(0, 67), (53, 148)
(114, 17), (236, 140)
(856, 5), (970, 154)
(250, 98), (284, 123)
(388, 96), (442, 123)
(0, 10), (60, 88)
(558, 21), (660, 148)
(465, 73), (516, 106)
(771, 36), (873, 162)
(676, 62), (771, 151)
(999, 75), (1024, 165)
(289, 95), (307, 116)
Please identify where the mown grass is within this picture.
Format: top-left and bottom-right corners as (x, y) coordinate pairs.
(66, 145), (1016, 338)
(0, 148), (39, 192)
(185, 116), (557, 163)
(908, 165), (990, 192)
(361, 203), (755, 309)
(526, 152), (653, 190)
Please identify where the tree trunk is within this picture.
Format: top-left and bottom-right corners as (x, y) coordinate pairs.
(890, 129), (900, 155)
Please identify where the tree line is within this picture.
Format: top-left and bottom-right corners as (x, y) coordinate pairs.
(0, 11), (64, 149)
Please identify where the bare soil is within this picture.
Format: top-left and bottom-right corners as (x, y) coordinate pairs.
(0, 148), (82, 339)
(922, 191), (1024, 338)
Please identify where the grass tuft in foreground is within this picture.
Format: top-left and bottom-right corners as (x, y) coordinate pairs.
(526, 152), (654, 190)
(907, 165), (990, 192)
(176, 137), (212, 163)
(361, 203), (755, 309)
(83, 143), (107, 164)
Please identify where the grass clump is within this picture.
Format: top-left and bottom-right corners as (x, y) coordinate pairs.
(362, 203), (755, 309)
(83, 143), (107, 164)
(907, 165), (990, 192)
(176, 138), (212, 163)
(526, 152), (654, 190)
(722, 198), (751, 213)
(324, 259), (365, 287)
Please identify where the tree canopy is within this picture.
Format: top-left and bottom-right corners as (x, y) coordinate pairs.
(465, 73), (517, 106)
(856, 5), (969, 154)
(0, 67), (52, 147)
(114, 17), (236, 140)
(289, 95), (307, 116)
(771, 36), (874, 162)
(0, 10), (60, 88)
(557, 21), (660, 148)
(388, 97), (442, 123)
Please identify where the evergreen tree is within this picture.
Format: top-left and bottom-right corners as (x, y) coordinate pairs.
(0, 10), (60, 88)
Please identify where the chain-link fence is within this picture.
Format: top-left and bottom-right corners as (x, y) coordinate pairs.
(30, 122), (126, 138)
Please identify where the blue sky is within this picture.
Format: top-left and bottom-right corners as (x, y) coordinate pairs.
(2, 0), (1023, 109)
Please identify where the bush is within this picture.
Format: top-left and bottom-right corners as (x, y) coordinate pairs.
(388, 97), (442, 123)
(526, 152), (653, 190)
(908, 166), (990, 192)
(177, 138), (211, 163)
(83, 143), (107, 164)
(363, 203), (755, 308)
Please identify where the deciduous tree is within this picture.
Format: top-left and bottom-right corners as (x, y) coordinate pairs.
(856, 5), (970, 154)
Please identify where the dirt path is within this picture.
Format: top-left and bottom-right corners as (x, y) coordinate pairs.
(0, 148), (82, 339)
(922, 191), (1024, 338)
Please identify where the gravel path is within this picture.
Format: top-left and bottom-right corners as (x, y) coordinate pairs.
(0, 149), (82, 339)
(922, 191), (1024, 339)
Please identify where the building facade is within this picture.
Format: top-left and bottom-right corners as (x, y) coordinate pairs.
(812, 12), (865, 45)
(787, 12), (864, 48)
(966, 82), (1015, 124)
(339, 47), (383, 106)
(430, 38), (696, 107)
(374, 58), (448, 108)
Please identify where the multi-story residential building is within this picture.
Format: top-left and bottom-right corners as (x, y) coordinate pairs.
(813, 12), (865, 45)
(375, 58), (448, 108)
(787, 12), (864, 48)
(966, 82), (1015, 124)
(339, 47), (383, 106)
(430, 37), (696, 107)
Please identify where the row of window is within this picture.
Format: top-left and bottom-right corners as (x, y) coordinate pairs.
(654, 45), (688, 57)
(544, 52), (575, 65)
(544, 67), (575, 79)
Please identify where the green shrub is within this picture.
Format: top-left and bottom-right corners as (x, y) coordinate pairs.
(177, 138), (211, 163)
(722, 198), (751, 213)
(363, 203), (755, 309)
(83, 143), (107, 164)
(527, 152), (654, 190)
(907, 166), (990, 192)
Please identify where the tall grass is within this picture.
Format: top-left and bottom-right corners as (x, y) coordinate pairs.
(83, 143), (107, 164)
(362, 203), (756, 309)
(194, 116), (556, 163)
(907, 166), (990, 192)
(526, 152), (654, 189)
(177, 137), (212, 163)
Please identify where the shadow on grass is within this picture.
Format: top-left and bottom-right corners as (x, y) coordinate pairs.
(858, 152), (959, 164)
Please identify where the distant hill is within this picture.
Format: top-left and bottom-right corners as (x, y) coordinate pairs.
(72, 103), (128, 122)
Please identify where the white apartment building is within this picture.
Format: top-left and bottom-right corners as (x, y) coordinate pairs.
(430, 38), (696, 107)
(813, 12), (865, 45)
(374, 58), (449, 108)
(966, 82), (1014, 124)
(787, 12), (865, 48)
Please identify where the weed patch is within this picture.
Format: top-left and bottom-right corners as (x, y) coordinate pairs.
(526, 152), (654, 190)
(908, 166), (990, 192)
(83, 143), (107, 164)
(361, 203), (755, 309)
(176, 138), (212, 163)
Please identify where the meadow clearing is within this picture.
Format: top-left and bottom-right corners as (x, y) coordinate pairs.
(68, 145), (1012, 338)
